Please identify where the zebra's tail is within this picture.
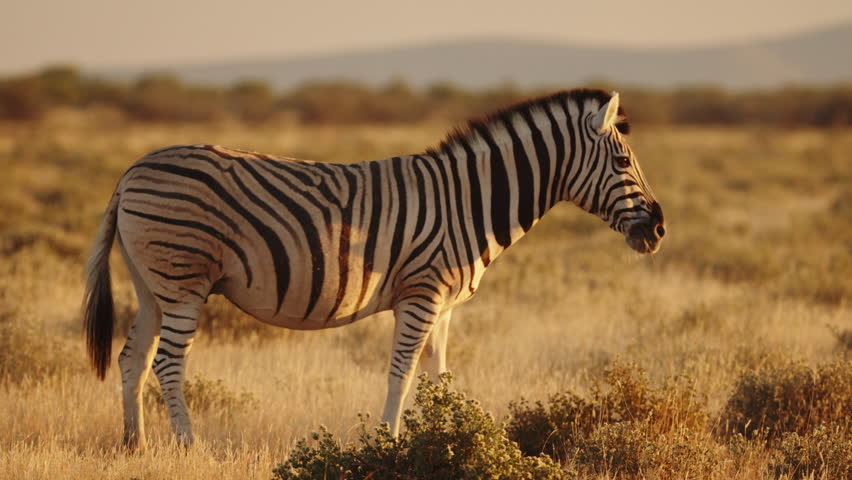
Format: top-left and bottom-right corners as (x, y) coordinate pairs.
(84, 189), (120, 380)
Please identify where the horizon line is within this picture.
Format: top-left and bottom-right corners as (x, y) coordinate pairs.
(6, 18), (850, 77)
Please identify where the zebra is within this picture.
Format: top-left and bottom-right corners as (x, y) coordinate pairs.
(83, 88), (665, 450)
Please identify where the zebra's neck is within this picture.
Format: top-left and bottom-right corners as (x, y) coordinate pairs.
(427, 107), (576, 266)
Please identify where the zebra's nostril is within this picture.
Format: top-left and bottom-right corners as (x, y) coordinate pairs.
(655, 225), (666, 238)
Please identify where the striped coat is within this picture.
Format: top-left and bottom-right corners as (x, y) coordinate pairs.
(84, 88), (665, 449)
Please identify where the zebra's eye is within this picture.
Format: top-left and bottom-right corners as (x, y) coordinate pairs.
(615, 155), (631, 169)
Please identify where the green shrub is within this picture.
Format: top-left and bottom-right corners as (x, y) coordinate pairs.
(718, 360), (852, 442)
(273, 373), (566, 480)
(144, 373), (258, 417)
(773, 424), (852, 479)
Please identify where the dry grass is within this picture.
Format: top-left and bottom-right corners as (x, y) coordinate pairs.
(0, 112), (850, 478)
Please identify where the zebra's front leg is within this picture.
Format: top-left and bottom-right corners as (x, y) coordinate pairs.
(152, 305), (202, 447)
(419, 309), (451, 380)
(382, 298), (443, 436)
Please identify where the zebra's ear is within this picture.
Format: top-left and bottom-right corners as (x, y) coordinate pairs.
(591, 92), (620, 133)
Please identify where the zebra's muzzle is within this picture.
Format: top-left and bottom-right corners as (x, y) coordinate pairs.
(626, 224), (659, 254)
(624, 203), (665, 254)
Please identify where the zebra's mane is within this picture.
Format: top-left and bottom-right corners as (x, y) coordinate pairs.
(425, 88), (629, 156)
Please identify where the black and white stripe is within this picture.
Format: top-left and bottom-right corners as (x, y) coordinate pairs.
(83, 88), (665, 448)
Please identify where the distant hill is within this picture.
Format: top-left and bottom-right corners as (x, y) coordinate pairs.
(104, 22), (852, 89)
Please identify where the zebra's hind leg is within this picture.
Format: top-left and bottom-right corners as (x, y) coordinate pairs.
(118, 243), (162, 452)
(382, 297), (442, 436)
(419, 309), (451, 381)
(151, 301), (204, 448)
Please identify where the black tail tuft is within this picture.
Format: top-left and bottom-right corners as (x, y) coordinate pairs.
(85, 261), (114, 380)
(83, 191), (119, 380)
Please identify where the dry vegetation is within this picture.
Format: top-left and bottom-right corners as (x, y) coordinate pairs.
(0, 110), (850, 479)
(3, 66), (852, 127)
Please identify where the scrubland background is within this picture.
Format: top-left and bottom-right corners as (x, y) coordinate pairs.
(0, 71), (850, 479)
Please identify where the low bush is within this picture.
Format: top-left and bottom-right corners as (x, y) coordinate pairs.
(273, 373), (565, 480)
(574, 421), (720, 478)
(507, 363), (708, 461)
(144, 373), (258, 417)
(717, 360), (852, 442)
(772, 424), (852, 479)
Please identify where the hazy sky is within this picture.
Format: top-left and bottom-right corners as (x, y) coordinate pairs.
(3, 0), (852, 74)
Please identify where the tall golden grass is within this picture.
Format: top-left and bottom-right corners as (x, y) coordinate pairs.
(0, 110), (849, 478)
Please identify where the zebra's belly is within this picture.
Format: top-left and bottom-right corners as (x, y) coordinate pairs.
(217, 246), (393, 330)
(219, 279), (389, 331)
(232, 302), (384, 330)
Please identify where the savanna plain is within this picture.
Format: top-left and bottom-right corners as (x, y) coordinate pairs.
(0, 110), (850, 479)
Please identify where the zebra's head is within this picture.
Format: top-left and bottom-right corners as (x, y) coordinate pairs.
(574, 91), (665, 254)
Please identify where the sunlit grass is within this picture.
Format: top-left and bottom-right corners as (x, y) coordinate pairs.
(0, 113), (850, 478)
